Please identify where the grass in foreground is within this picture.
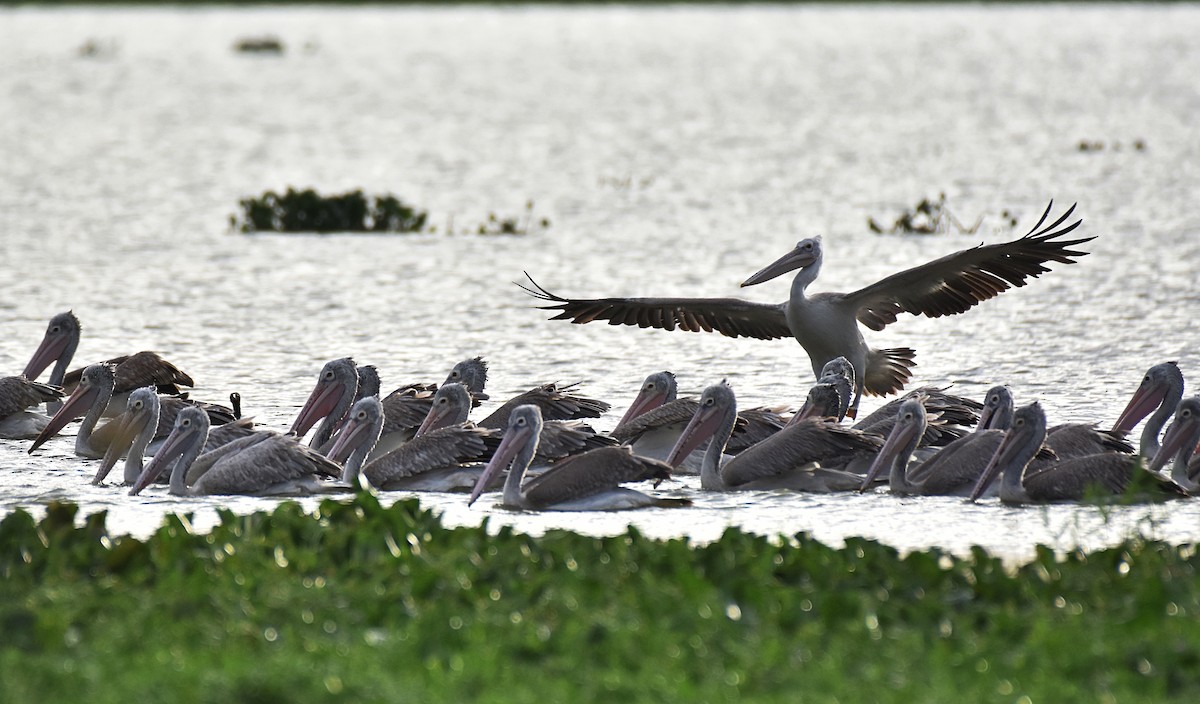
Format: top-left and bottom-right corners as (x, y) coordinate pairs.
(2, 492), (1198, 702)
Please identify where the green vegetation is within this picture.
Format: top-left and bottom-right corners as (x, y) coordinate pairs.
(3, 493), (1199, 702)
(233, 188), (429, 234)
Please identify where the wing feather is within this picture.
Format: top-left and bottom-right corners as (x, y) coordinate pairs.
(519, 274), (792, 341)
(846, 201), (1092, 330)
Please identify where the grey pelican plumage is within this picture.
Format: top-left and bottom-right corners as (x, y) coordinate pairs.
(28, 363), (237, 459)
(290, 357), (359, 449)
(968, 402), (1187, 503)
(522, 201), (1089, 414)
(129, 407), (344, 496)
(816, 357), (856, 420)
(467, 405), (686, 511)
(417, 382), (616, 462)
(23, 311), (194, 415)
(0, 376), (63, 439)
(476, 381), (610, 430)
(1147, 397), (1200, 492)
(858, 388), (1016, 496)
(93, 388), (258, 486)
(327, 396), (499, 491)
(667, 383), (876, 492)
(610, 371), (787, 474)
(1112, 361), (1186, 457)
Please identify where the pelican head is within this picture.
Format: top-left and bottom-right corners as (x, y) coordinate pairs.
(445, 356), (489, 395)
(327, 397), (385, 484)
(129, 406), (210, 496)
(290, 357), (357, 437)
(94, 387), (160, 485)
(977, 385), (1015, 431)
(1148, 397), (1200, 476)
(969, 401), (1048, 502)
(618, 371), (678, 427)
(740, 237), (822, 287)
(28, 362), (115, 453)
(858, 397), (926, 491)
(468, 404), (543, 507)
(418, 383), (472, 436)
(1112, 361), (1184, 434)
(23, 310), (82, 380)
(667, 381), (736, 468)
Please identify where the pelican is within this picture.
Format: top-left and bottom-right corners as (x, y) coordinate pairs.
(1111, 361), (1185, 457)
(93, 388), (258, 486)
(23, 311), (194, 415)
(857, 388), (1018, 496)
(1147, 397), (1200, 492)
(0, 376), (63, 440)
(466, 405), (686, 511)
(968, 402), (1187, 503)
(609, 371), (787, 474)
(416, 382), (616, 462)
(815, 356), (856, 420)
(27, 364), (236, 459)
(129, 407), (345, 496)
(290, 357), (359, 449)
(667, 382), (877, 492)
(327, 396), (499, 491)
(522, 201), (1089, 414)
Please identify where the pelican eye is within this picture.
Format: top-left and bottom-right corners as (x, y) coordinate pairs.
(323, 371), (335, 381)
(51, 325), (61, 333)
(1015, 418), (1024, 426)
(181, 419), (191, 427)
(804, 242), (813, 250)
(357, 410), (367, 420)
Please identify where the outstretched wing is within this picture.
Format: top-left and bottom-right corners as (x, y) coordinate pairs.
(846, 201), (1093, 331)
(518, 274), (791, 341)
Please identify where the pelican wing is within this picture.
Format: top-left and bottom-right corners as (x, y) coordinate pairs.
(521, 446), (672, 508)
(0, 376), (63, 417)
(722, 421), (882, 487)
(381, 384), (437, 432)
(63, 351), (194, 394)
(535, 421), (618, 461)
(844, 202), (1092, 331)
(193, 434), (341, 495)
(479, 382), (611, 430)
(364, 426), (495, 486)
(520, 274), (792, 341)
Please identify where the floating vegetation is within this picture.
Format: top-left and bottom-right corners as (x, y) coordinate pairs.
(1078, 138), (1147, 152)
(2, 493), (1199, 701)
(467, 201), (549, 236)
(868, 194), (985, 235)
(232, 188), (428, 234)
(233, 36), (285, 54)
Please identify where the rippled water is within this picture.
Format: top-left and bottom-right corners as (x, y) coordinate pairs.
(2, 5), (1199, 559)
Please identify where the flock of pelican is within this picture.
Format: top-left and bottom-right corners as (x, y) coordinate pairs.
(3, 201), (1198, 509)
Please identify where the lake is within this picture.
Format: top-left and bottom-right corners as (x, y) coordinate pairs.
(2, 4), (1198, 560)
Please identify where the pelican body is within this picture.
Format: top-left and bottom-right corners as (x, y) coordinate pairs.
(467, 405), (685, 511)
(23, 311), (194, 415)
(523, 201), (1090, 413)
(130, 407), (344, 496)
(968, 402), (1187, 504)
(328, 396), (499, 492)
(0, 376), (63, 439)
(667, 383), (873, 492)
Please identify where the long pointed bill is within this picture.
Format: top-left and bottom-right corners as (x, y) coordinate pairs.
(666, 404), (723, 468)
(289, 382), (345, 437)
(416, 403), (454, 437)
(129, 424), (197, 496)
(1112, 383), (1167, 434)
(1149, 417), (1200, 474)
(858, 419), (920, 492)
(22, 333), (69, 380)
(968, 429), (1026, 502)
(28, 383), (99, 453)
(92, 410), (150, 485)
(327, 417), (369, 464)
(467, 426), (531, 507)
(740, 247), (816, 287)
(617, 387), (670, 427)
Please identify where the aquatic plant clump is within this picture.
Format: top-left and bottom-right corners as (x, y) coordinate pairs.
(233, 188), (429, 234)
(2, 494), (1199, 702)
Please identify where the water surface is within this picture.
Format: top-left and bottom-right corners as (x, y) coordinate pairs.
(2, 5), (1199, 559)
